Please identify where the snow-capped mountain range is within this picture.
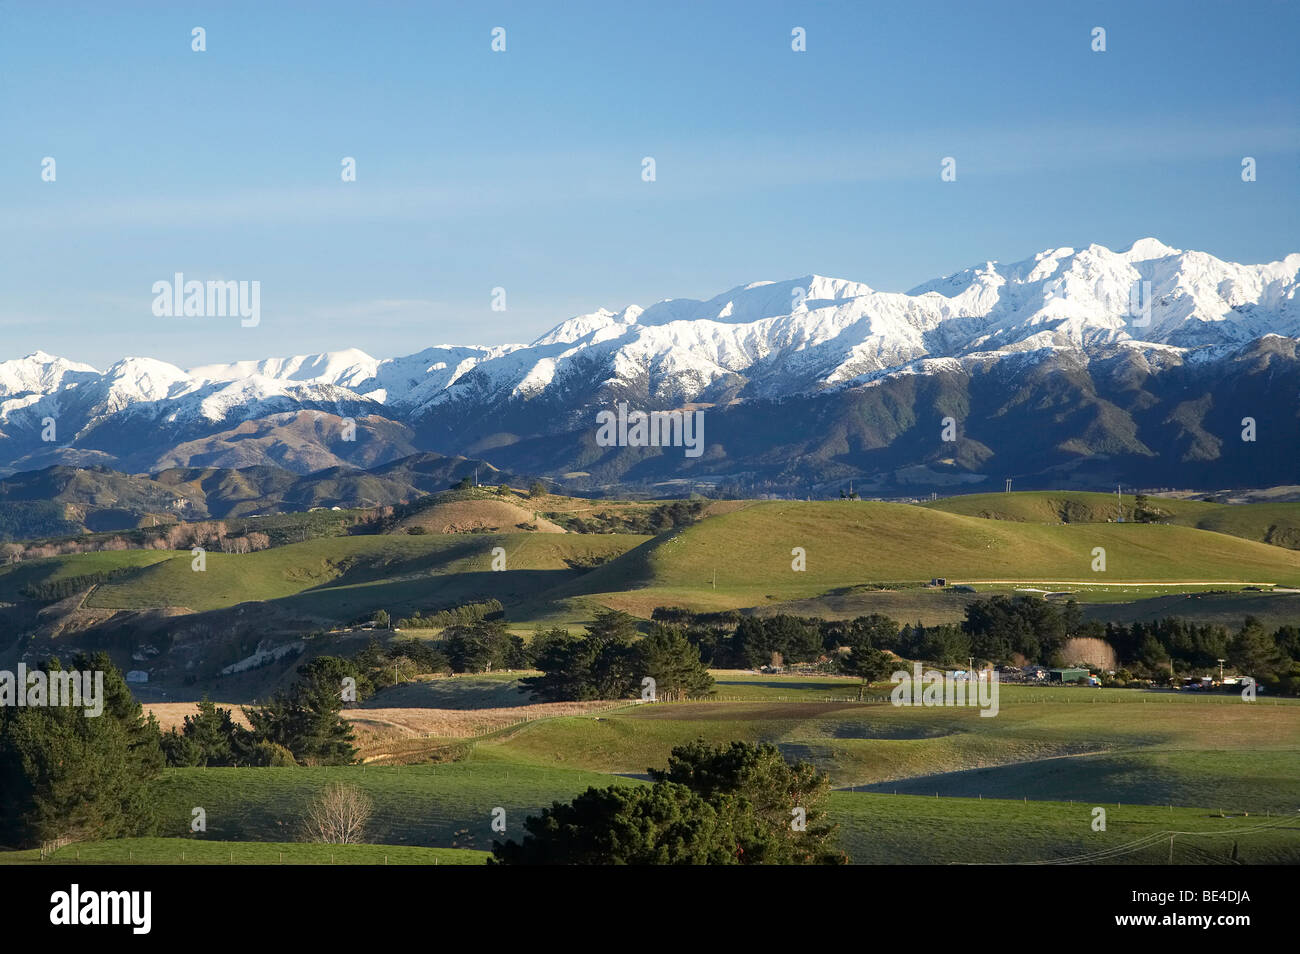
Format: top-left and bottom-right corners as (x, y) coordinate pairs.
(3, 238), (1298, 488)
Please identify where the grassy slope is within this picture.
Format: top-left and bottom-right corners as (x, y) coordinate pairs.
(153, 759), (643, 851)
(487, 683), (1300, 810)
(9, 497), (1299, 625)
(9, 678), (1296, 865)
(72, 532), (647, 614)
(154, 683), (1300, 864)
(0, 549), (175, 602)
(925, 491), (1300, 550)
(0, 838), (488, 865)
(829, 794), (1300, 865)
(558, 501), (1300, 614)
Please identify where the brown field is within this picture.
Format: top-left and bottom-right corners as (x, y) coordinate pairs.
(393, 498), (566, 534)
(145, 702), (251, 730)
(147, 697), (628, 763)
(343, 700), (627, 744)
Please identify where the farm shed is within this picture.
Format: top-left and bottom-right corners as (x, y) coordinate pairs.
(1048, 667), (1089, 683)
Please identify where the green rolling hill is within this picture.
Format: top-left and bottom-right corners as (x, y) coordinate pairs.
(77, 532), (650, 615)
(4, 495), (1300, 638)
(557, 500), (1300, 614)
(924, 491), (1300, 549)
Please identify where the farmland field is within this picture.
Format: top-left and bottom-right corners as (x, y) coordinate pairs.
(0, 838), (488, 865)
(3, 493), (1299, 868)
(7, 497), (1299, 635)
(42, 677), (1283, 866)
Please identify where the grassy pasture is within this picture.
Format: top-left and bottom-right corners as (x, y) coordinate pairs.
(148, 682), (1300, 862)
(829, 793), (1300, 865)
(486, 684), (1300, 811)
(153, 759), (643, 851)
(11, 679), (1298, 865)
(924, 491), (1300, 550)
(559, 501), (1300, 615)
(71, 532), (647, 614)
(6, 497), (1299, 631)
(0, 549), (174, 602)
(0, 838), (488, 865)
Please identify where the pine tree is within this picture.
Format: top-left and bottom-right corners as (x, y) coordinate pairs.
(243, 657), (357, 765)
(0, 653), (164, 849)
(638, 625), (715, 700)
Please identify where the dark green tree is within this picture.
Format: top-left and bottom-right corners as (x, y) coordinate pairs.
(491, 782), (760, 865)
(839, 646), (896, 700)
(444, 618), (527, 673)
(1228, 616), (1286, 683)
(649, 739), (845, 865)
(243, 657), (358, 765)
(638, 625), (715, 701)
(0, 653), (164, 849)
(161, 696), (240, 767)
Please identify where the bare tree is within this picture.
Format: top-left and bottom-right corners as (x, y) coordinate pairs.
(301, 783), (374, 844)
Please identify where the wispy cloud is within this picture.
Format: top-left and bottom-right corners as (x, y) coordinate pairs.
(6, 121), (1293, 233)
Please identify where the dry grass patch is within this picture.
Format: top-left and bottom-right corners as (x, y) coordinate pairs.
(343, 700), (622, 743)
(392, 499), (565, 534)
(145, 702), (251, 731)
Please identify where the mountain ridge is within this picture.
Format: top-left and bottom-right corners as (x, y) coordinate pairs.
(3, 239), (1296, 491)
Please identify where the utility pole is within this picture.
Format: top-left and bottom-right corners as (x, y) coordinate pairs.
(1218, 658), (1226, 685)
(1116, 484), (1123, 522)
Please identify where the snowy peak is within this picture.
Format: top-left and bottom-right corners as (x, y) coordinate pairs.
(190, 348), (381, 389)
(1, 240), (1296, 453)
(1122, 236), (1181, 260)
(531, 306), (642, 347)
(0, 352), (99, 398)
(634, 274), (876, 329)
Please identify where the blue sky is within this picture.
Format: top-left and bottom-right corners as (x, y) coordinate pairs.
(1, 0), (1296, 369)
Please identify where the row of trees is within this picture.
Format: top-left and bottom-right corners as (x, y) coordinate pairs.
(1103, 617), (1300, 691)
(522, 610), (715, 702)
(394, 598), (503, 630)
(651, 600), (1300, 693)
(647, 601), (1083, 671)
(2, 523), (275, 569)
(550, 498), (707, 535)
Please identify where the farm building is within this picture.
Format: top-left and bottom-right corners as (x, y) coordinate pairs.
(1048, 667), (1089, 683)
